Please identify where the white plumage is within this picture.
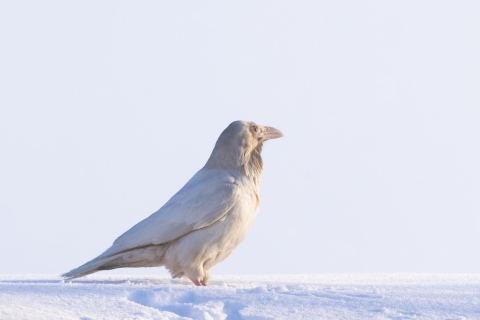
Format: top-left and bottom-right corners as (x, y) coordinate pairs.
(62, 120), (283, 285)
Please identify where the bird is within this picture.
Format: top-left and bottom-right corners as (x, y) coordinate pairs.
(62, 120), (283, 286)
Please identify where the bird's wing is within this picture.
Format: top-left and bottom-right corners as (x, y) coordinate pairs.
(99, 169), (240, 258)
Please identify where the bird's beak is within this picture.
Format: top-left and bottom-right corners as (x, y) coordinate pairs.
(262, 126), (284, 141)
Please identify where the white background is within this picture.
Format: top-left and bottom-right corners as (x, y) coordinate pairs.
(1, 1), (479, 275)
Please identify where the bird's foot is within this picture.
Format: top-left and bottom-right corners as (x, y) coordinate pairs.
(190, 278), (202, 286)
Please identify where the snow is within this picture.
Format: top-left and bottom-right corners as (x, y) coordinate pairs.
(1, 274), (479, 319)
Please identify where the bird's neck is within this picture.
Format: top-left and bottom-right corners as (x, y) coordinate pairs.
(204, 144), (264, 186)
(243, 145), (263, 187)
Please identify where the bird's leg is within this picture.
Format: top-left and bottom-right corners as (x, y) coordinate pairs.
(200, 271), (210, 286)
(190, 278), (201, 286)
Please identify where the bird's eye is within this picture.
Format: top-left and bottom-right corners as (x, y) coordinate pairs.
(253, 127), (257, 132)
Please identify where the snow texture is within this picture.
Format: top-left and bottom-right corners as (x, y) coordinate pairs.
(0, 274), (479, 319)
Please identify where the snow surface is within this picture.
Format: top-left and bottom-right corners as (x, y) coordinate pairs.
(0, 274), (479, 319)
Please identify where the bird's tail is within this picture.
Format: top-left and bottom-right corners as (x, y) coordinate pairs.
(61, 245), (167, 280)
(61, 254), (119, 279)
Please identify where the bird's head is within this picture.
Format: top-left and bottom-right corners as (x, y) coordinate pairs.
(205, 121), (283, 177)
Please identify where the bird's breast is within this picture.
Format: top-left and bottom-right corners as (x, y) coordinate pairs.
(167, 179), (260, 271)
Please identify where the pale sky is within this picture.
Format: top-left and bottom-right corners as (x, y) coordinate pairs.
(1, 1), (479, 275)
